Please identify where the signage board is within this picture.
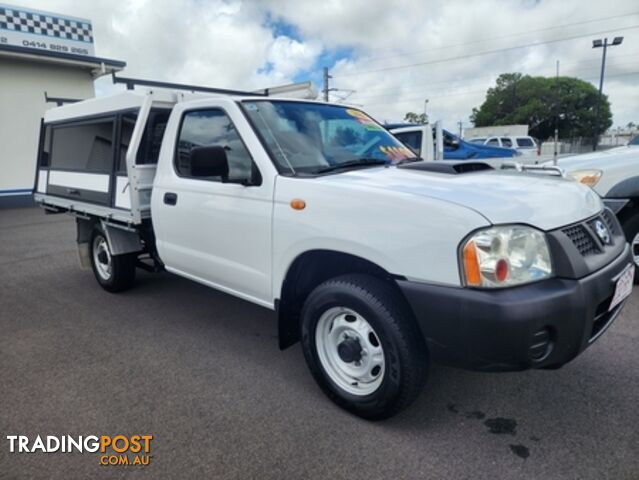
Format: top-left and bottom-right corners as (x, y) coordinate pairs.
(0, 3), (94, 56)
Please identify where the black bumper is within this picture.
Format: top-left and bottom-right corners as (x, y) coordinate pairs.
(398, 245), (634, 371)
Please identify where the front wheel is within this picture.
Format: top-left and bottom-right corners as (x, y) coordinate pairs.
(301, 274), (428, 420)
(621, 212), (639, 284)
(90, 227), (137, 292)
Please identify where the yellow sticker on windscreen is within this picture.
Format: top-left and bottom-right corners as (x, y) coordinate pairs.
(379, 145), (414, 162)
(345, 108), (384, 131)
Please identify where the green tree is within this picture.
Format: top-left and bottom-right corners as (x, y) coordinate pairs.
(470, 73), (612, 140)
(403, 112), (429, 124)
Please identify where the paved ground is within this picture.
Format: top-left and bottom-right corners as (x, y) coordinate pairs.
(1, 207), (638, 480)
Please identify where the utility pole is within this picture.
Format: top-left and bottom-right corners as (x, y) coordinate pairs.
(322, 67), (332, 102)
(553, 60), (559, 165)
(457, 121), (463, 137)
(423, 99), (429, 123)
(592, 36), (624, 151)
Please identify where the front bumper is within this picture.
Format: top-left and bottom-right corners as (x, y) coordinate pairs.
(398, 244), (633, 371)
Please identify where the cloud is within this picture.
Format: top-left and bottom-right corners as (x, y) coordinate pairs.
(14, 0), (639, 129)
(263, 0), (638, 128)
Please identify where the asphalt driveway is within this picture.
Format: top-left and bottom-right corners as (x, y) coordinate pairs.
(1, 207), (638, 479)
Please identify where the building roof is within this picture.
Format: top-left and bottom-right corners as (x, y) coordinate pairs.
(0, 43), (125, 78)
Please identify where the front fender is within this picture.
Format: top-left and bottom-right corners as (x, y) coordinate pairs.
(607, 176), (639, 199)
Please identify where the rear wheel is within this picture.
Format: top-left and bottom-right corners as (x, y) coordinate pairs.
(621, 212), (639, 284)
(90, 227), (136, 292)
(300, 274), (428, 420)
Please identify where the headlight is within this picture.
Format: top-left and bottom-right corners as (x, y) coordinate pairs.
(461, 226), (552, 288)
(566, 169), (602, 187)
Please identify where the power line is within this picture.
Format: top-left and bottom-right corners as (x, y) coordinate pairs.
(334, 24), (639, 78)
(346, 57), (639, 101)
(336, 52), (639, 101)
(353, 12), (639, 66)
(349, 51), (639, 95)
(359, 71), (639, 107)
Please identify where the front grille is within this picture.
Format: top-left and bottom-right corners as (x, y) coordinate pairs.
(562, 224), (600, 256)
(601, 209), (617, 235)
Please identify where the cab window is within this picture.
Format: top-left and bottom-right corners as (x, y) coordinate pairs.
(394, 131), (423, 155)
(176, 109), (258, 184)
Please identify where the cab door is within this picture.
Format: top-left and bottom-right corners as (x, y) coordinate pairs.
(152, 102), (274, 307)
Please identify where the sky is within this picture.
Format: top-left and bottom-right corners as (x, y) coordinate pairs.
(12, 0), (639, 133)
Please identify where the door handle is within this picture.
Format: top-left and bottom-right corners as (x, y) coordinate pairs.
(163, 192), (177, 206)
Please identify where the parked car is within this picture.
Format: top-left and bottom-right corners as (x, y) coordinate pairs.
(554, 146), (639, 283)
(34, 84), (634, 419)
(468, 135), (539, 158)
(387, 123), (521, 164)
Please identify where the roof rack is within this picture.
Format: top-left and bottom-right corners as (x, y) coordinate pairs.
(111, 74), (319, 99)
(44, 92), (82, 106)
(111, 73), (268, 97)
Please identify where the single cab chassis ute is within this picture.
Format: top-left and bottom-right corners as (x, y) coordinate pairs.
(34, 78), (634, 419)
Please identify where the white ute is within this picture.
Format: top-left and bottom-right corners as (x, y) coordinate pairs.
(555, 136), (639, 283)
(34, 78), (634, 419)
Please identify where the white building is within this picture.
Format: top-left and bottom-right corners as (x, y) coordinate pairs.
(463, 124), (529, 140)
(0, 3), (125, 207)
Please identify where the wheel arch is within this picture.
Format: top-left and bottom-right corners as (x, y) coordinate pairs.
(276, 249), (413, 350)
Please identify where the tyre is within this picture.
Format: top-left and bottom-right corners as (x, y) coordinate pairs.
(90, 226), (137, 292)
(300, 274), (428, 420)
(621, 212), (639, 284)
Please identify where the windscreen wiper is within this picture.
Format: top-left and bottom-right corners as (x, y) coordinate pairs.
(314, 158), (388, 174)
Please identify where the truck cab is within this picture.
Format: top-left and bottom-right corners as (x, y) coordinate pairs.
(387, 123), (521, 164)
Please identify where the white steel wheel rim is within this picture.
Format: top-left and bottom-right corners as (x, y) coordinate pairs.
(633, 233), (639, 267)
(315, 307), (385, 396)
(93, 235), (112, 281)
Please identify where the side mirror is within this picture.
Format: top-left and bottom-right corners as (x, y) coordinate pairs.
(444, 137), (460, 150)
(190, 146), (228, 179)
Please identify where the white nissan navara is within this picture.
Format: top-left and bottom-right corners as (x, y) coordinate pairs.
(34, 83), (634, 419)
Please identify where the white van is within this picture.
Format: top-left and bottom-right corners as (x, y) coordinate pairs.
(469, 136), (539, 157)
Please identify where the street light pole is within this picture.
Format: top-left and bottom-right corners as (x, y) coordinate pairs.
(592, 36), (623, 151)
(553, 60), (559, 165)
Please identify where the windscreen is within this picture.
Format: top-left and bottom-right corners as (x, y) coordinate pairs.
(242, 101), (416, 174)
